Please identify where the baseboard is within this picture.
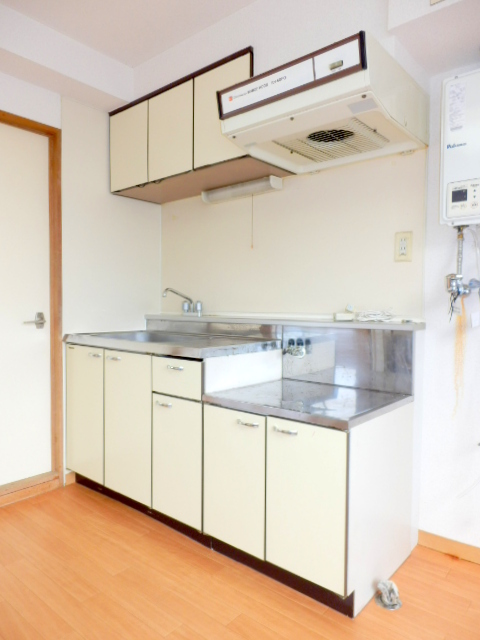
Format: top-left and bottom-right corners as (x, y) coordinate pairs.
(64, 471), (76, 486)
(418, 530), (480, 565)
(0, 472), (60, 507)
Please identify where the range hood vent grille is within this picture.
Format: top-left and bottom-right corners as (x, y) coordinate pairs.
(273, 118), (390, 163)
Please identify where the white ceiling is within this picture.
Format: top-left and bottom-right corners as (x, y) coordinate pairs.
(0, 0), (259, 67)
(390, 0), (480, 76)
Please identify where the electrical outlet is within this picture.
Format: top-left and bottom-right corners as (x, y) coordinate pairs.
(395, 232), (413, 262)
(471, 312), (480, 328)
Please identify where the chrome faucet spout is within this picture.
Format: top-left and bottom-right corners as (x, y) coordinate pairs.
(162, 288), (193, 306)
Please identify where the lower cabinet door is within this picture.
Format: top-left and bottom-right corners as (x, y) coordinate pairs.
(203, 405), (265, 559)
(152, 394), (202, 530)
(105, 350), (151, 506)
(66, 345), (104, 484)
(266, 417), (347, 596)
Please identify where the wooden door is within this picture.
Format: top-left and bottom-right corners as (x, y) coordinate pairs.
(152, 394), (202, 529)
(105, 350), (151, 506)
(203, 404), (265, 559)
(266, 417), (347, 596)
(66, 345), (104, 484)
(193, 54), (251, 169)
(110, 102), (148, 192)
(149, 81), (193, 181)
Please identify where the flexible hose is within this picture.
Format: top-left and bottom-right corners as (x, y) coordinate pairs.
(457, 228), (464, 275)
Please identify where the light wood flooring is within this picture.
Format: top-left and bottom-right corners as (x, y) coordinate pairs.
(0, 484), (479, 639)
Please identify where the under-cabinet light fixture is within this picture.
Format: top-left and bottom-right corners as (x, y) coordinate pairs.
(201, 175), (283, 204)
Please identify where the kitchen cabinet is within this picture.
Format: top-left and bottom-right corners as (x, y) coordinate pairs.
(104, 350), (151, 506)
(152, 393), (202, 529)
(110, 102), (148, 192)
(152, 356), (202, 401)
(148, 80), (193, 181)
(66, 345), (104, 485)
(203, 404), (266, 559)
(109, 50), (255, 203)
(266, 416), (347, 596)
(194, 53), (251, 169)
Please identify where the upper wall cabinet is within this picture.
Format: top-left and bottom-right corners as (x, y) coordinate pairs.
(193, 54), (251, 170)
(109, 49), (290, 205)
(149, 80), (193, 182)
(110, 102), (148, 193)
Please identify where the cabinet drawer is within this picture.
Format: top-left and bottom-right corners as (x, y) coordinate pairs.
(152, 356), (202, 400)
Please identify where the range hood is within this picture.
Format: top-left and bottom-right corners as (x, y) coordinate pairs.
(218, 32), (429, 174)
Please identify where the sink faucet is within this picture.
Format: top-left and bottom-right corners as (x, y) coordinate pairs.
(162, 288), (203, 317)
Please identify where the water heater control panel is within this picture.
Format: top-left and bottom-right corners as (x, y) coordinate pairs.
(446, 178), (480, 222)
(441, 68), (480, 226)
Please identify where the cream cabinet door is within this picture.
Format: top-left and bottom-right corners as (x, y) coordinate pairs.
(266, 418), (347, 596)
(110, 102), (148, 192)
(149, 81), (193, 182)
(66, 345), (104, 485)
(152, 394), (202, 529)
(203, 405), (265, 559)
(105, 350), (151, 506)
(193, 54), (251, 169)
(152, 356), (202, 401)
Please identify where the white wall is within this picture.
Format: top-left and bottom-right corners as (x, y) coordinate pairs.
(162, 152), (426, 317)
(62, 98), (162, 333)
(419, 63), (480, 547)
(0, 70), (61, 128)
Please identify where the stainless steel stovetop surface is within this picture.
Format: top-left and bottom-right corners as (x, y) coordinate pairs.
(203, 379), (412, 430)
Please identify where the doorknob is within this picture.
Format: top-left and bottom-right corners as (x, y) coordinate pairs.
(23, 312), (46, 329)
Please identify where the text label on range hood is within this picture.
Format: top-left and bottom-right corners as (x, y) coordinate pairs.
(218, 32), (366, 120)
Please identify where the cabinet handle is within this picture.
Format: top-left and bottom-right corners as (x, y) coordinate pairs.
(329, 60), (344, 71)
(237, 419), (259, 428)
(273, 425), (298, 436)
(106, 356), (122, 361)
(167, 365), (184, 371)
(155, 401), (172, 408)
(88, 352), (102, 358)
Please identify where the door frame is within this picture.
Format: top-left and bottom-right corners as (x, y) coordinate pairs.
(0, 109), (63, 505)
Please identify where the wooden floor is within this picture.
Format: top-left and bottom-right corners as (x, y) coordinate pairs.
(0, 485), (479, 640)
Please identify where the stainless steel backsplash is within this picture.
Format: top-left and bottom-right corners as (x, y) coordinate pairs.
(282, 326), (413, 395)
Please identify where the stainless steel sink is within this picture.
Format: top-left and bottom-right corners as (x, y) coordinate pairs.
(64, 330), (280, 359)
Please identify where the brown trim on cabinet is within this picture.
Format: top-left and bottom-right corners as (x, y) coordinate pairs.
(217, 32), (365, 120)
(212, 538), (355, 618)
(76, 474), (355, 617)
(0, 109), (63, 497)
(110, 47), (254, 116)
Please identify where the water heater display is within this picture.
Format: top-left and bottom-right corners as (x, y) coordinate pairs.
(446, 178), (480, 221)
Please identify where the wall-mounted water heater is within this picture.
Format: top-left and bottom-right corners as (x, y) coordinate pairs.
(440, 68), (480, 226)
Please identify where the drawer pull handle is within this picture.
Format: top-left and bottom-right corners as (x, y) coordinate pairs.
(106, 356), (121, 361)
(237, 419), (259, 428)
(167, 365), (184, 371)
(156, 401), (172, 408)
(88, 352), (102, 358)
(273, 425), (298, 436)
(329, 60), (343, 71)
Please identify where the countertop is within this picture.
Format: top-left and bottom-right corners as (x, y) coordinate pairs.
(203, 379), (412, 430)
(64, 330), (280, 359)
(146, 313), (426, 332)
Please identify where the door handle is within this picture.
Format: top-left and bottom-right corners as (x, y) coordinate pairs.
(167, 365), (184, 371)
(237, 419), (259, 428)
(23, 312), (46, 329)
(106, 356), (122, 361)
